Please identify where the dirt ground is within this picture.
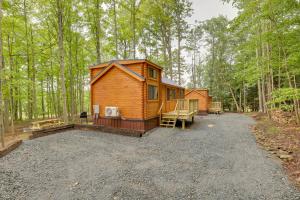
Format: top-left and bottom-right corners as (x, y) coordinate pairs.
(251, 112), (300, 190)
(0, 114), (299, 200)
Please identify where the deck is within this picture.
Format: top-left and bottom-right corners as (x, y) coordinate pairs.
(209, 102), (222, 114)
(159, 99), (199, 129)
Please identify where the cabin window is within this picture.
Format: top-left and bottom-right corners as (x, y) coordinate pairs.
(148, 85), (158, 100)
(148, 67), (157, 79)
(179, 89), (184, 98)
(167, 88), (176, 100)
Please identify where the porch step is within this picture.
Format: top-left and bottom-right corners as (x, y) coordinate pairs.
(160, 124), (175, 127)
(160, 117), (177, 128)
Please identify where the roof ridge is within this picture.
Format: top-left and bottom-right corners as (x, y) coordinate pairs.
(90, 61), (145, 84)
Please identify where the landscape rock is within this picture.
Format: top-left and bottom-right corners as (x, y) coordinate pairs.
(279, 154), (294, 161)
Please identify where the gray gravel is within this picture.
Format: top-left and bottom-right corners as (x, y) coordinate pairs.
(0, 113), (299, 200)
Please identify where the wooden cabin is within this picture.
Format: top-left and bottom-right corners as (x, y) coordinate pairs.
(89, 59), (186, 134)
(185, 89), (210, 114)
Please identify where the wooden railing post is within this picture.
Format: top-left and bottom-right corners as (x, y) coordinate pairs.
(158, 102), (164, 124)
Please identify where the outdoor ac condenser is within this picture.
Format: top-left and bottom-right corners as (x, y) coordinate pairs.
(105, 107), (120, 117)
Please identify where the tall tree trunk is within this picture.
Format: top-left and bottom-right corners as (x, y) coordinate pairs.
(229, 86), (240, 112)
(177, 32), (181, 85)
(210, 37), (215, 92)
(68, 30), (75, 122)
(192, 51), (196, 88)
(23, 0), (33, 120)
(166, 25), (173, 80)
(0, 0), (5, 147)
(161, 25), (168, 77)
(112, 0), (118, 59)
(176, 10), (182, 85)
(30, 25), (37, 119)
(7, 35), (15, 135)
(243, 82), (246, 112)
(41, 80), (45, 119)
(256, 47), (263, 112)
(95, 0), (101, 63)
(131, 0), (136, 59)
(57, 0), (68, 123)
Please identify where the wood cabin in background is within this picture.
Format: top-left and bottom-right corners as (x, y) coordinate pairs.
(185, 89), (211, 114)
(89, 60), (185, 134)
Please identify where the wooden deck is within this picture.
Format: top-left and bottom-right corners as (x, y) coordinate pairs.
(209, 102), (222, 114)
(159, 99), (199, 129)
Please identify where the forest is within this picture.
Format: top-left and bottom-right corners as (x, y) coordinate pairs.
(0, 0), (299, 146)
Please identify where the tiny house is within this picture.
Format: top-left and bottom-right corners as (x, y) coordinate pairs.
(89, 59), (185, 134)
(185, 89), (210, 114)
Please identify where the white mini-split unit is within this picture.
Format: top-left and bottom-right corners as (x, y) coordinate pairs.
(105, 107), (120, 117)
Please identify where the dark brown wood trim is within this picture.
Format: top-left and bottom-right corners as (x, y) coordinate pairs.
(0, 140), (22, 158)
(94, 117), (159, 133)
(29, 124), (75, 139)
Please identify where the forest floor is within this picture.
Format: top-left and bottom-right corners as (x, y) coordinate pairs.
(2, 117), (90, 147)
(250, 111), (300, 190)
(2, 121), (32, 148)
(1, 114), (299, 200)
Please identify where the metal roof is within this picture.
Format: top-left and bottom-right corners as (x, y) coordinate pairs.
(161, 77), (184, 89)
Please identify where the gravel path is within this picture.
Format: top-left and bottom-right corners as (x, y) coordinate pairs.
(0, 113), (299, 200)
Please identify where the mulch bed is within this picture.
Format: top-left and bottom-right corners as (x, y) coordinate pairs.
(0, 140), (23, 158)
(251, 111), (300, 189)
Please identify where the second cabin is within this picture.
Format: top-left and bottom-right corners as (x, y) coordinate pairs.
(185, 89), (211, 114)
(90, 59), (192, 134)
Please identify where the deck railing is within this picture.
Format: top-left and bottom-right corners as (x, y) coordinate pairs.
(209, 102), (222, 113)
(210, 102), (222, 108)
(176, 99), (198, 114)
(158, 98), (199, 116)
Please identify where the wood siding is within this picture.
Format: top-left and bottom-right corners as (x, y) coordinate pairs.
(91, 67), (144, 119)
(90, 60), (184, 132)
(145, 64), (161, 119)
(126, 63), (143, 76)
(185, 89), (209, 113)
(160, 84), (184, 113)
(91, 68), (102, 80)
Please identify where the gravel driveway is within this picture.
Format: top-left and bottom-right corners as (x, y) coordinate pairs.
(0, 113), (299, 200)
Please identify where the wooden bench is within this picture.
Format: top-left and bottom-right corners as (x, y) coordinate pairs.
(31, 119), (64, 130)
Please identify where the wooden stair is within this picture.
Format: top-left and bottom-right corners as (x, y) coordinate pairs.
(160, 114), (177, 128)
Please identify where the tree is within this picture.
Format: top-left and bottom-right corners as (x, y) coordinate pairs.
(56, 0), (68, 123)
(0, 0), (5, 147)
(173, 0), (191, 85)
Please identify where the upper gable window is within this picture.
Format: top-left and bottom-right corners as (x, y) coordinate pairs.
(148, 67), (158, 79)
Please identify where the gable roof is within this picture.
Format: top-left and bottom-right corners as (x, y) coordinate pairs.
(185, 89), (208, 97)
(89, 59), (163, 70)
(90, 61), (145, 85)
(161, 77), (184, 89)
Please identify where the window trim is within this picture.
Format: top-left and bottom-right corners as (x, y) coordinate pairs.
(147, 84), (159, 101)
(148, 67), (158, 80)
